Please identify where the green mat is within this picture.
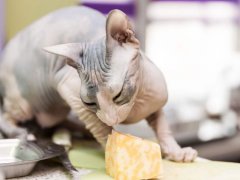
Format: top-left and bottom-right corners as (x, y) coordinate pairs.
(68, 140), (112, 179)
(68, 140), (240, 180)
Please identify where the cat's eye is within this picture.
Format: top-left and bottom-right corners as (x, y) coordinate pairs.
(113, 85), (135, 105)
(82, 101), (97, 107)
(113, 89), (123, 102)
(82, 101), (98, 112)
(113, 90), (129, 105)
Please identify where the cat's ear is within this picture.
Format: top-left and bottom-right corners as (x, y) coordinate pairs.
(106, 9), (139, 49)
(43, 43), (83, 68)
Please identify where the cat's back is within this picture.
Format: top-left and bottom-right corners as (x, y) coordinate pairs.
(0, 6), (106, 110)
(0, 6), (106, 69)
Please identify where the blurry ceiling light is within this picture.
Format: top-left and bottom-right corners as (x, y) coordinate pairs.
(147, 2), (203, 20)
(203, 2), (238, 21)
(176, 101), (206, 123)
(147, 1), (238, 21)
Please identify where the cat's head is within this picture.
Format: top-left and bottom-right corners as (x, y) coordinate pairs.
(44, 10), (141, 126)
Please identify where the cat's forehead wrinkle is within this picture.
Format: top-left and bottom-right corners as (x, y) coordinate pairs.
(79, 38), (111, 85)
(79, 38), (140, 101)
(108, 44), (138, 92)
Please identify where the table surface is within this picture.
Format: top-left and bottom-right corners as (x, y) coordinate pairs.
(7, 140), (240, 180)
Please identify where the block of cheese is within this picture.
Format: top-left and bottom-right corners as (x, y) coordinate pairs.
(105, 130), (163, 180)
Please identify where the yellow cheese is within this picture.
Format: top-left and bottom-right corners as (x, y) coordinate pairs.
(105, 130), (163, 180)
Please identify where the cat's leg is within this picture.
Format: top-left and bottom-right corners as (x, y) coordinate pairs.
(0, 97), (33, 140)
(64, 111), (93, 138)
(79, 112), (112, 147)
(146, 109), (197, 162)
(64, 104), (111, 147)
(35, 105), (70, 128)
(56, 82), (112, 147)
(0, 111), (28, 139)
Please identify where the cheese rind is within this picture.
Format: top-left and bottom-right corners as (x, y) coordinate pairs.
(106, 131), (163, 180)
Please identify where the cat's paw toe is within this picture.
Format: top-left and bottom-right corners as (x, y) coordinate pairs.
(165, 147), (198, 162)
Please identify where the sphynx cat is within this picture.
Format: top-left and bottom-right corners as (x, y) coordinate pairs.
(0, 6), (197, 162)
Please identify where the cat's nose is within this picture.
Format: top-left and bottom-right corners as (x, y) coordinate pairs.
(104, 113), (119, 126)
(96, 110), (119, 126)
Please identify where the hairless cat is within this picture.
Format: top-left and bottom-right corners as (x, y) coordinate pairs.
(0, 6), (197, 162)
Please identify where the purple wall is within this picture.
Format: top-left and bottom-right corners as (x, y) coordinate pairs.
(81, 0), (135, 16)
(0, 0), (4, 52)
(152, 0), (238, 2)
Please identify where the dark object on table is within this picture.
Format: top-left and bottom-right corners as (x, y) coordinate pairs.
(0, 139), (72, 178)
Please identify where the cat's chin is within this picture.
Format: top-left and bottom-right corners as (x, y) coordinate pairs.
(105, 121), (118, 126)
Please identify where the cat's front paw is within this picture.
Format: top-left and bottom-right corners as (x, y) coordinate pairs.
(164, 146), (198, 162)
(12, 128), (28, 141)
(159, 137), (198, 162)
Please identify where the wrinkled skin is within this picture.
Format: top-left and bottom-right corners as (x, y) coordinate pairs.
(0, 6), (197, 162)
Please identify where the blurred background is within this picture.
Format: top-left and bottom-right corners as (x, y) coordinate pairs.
(1, 0), (240, 162)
